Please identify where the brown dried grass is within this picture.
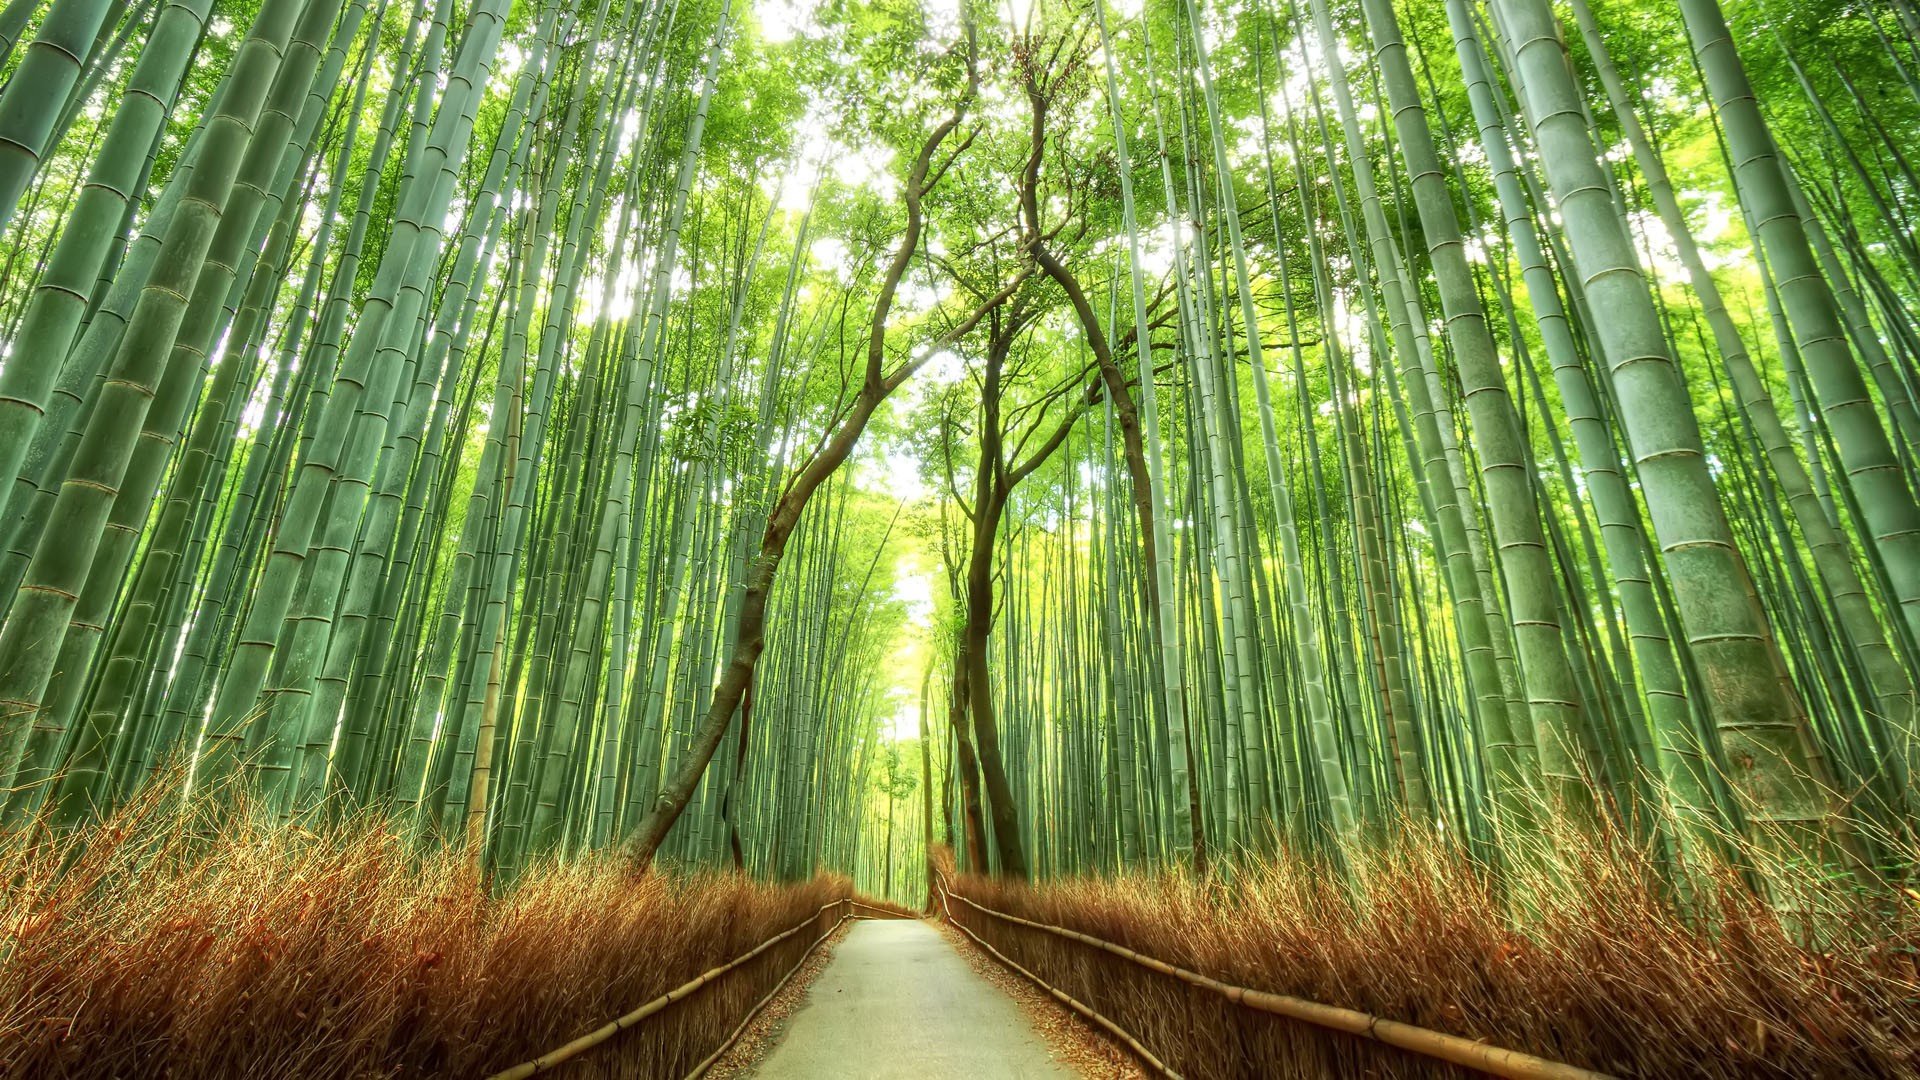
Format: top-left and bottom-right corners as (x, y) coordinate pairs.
(0, 789), (900, 1078)
(941, 825), (1920, 1079)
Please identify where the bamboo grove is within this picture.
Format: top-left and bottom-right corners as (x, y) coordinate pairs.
(0, 0), (1915, 907)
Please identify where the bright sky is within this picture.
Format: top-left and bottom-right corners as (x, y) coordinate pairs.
(757, 0), (1139, 49)
(758, 0), (966, 42)
(881, 546), (936, 741)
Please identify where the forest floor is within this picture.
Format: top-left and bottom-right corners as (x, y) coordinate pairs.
(741, 919), (1099, 1079)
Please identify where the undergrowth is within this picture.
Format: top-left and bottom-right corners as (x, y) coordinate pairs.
(940, 826), (1920, 1078)
(0, 790), (900, 1078)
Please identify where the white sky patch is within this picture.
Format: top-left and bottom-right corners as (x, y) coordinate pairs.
(618, 101), (646, 156)
(577, 257), (645, 323)
(882, 448), (928, 501)
(895, 276), (949, 317)
(1628, 208), (1687, 283)
(1334, 285), (1372, 377)
(235, 355), (279, 439)
(883, 698), (918, 740)
(1128, 221), (1181, 279)
(811, 235), (852, 284)
(872, 546), (936, 740)
(1275, 27), (1363, 107)
(775, 96), (899, 208)
(922, 348), (965, 387)
(1230, 113), (1271, 173)
(1165, 0), (1227, 55)
(1683, 188), (1746, 270)
(763, 99), (833, 213)
(495, 39), (527, 82)
(832, 142), (897, 201)
(893, 552), (934, 627)
(755, 0), (818, 43)
(1462, 221), (1502, 267)
(981, 78), (1029, 131)
(925, 0), (963, 40)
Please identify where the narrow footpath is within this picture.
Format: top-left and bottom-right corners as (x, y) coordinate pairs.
(749, 919), (1082, 1079)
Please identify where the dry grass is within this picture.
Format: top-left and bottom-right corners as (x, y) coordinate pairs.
(0, 791), (889, 1079)
(940, 827), (1920, 1079)
(11, 785), (1913, 1080)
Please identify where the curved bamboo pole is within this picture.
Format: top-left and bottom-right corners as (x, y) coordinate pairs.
(681, 913), (856, 1080)
(940, 884), (1183, 1078)
(487, 898), (853, 1080)
(940, 880), (1613, 1080)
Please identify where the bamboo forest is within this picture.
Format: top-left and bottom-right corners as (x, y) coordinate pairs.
(0, 0), (1918, 1071)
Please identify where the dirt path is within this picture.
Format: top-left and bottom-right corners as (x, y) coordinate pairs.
(748, 918), (1083, 1079)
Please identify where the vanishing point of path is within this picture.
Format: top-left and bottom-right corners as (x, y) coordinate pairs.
(750, 919), (1082, 1079)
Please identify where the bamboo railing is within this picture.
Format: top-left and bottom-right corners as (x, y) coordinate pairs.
(938, 881), (1184, 1077)
(939, 876), (1615, 1080)
(487, 896), (909, 1080)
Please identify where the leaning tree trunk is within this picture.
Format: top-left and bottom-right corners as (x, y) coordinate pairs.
(622, 30), (1007, 864)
